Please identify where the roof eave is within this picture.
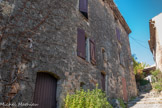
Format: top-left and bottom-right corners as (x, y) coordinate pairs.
(106, 0), (131, 34)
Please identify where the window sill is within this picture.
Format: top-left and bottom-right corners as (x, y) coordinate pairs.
(77, 56), (96, 67)
(79, 11), (89, 23)
(117, 40), (121, 45)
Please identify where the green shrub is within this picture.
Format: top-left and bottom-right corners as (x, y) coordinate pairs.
(151, 70), (162, 91)
(152, 82), (162, 91)
(151, 70), (162, 82)
(151, 70), (160, 77)
(132, 55), (149, 81)
(117, 98), (126, 108)
(139, 79), (149, 86)
(130, 96), (136, 101)
(64, 85), (113, 108)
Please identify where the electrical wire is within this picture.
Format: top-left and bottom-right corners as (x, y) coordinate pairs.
(129, 36), (150, 50)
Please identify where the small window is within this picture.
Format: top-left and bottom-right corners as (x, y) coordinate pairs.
(80, 82), (86, 90)
(90, 39), (96, 65)
(101, 72), (105, 91)
(102, 48), (107, 68)
(116, 28), (121, 42)
(77, 28), (96, 64)
(102, 48), (107, 62)
(119, 51), (125, 67)
(79, 0), (88, 19)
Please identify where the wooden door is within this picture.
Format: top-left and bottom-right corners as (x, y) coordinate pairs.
(33, 73), (57, 108)
(122, 77), (128, 101)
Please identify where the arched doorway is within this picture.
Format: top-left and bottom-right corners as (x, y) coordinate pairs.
(33, 72), (57, 108)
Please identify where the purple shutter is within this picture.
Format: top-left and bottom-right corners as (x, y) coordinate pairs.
(116, 28), (120, 41)
(77, 28), (86, 59)
(90, 39), (96, 65)
(79, 0), (88, 13)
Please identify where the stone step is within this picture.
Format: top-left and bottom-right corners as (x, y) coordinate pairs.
(128, 99), (162, 105)
(128, 100), (162, 103)
(128, 102), (162, 105)
(130, 98), (162, 102)
(128, 99), (162, 103)
(128, 91), (162, 108)
(128, 104), (162, 108)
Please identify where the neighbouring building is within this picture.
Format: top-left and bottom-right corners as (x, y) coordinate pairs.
(149, 13), (162, 72)
(143, 65), (156, 83)
(0, 0), (137, 107)
(143, 65), (156, 76)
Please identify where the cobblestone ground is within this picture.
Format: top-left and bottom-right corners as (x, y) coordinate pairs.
(128, 91), (162, 108)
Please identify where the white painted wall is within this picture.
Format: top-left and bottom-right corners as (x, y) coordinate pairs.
(152, 13), (162, 71)
(152, 13), (162, 45)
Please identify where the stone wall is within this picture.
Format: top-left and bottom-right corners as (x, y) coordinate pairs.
(149, 13), (162, 72)
(0, 0), (137, 107)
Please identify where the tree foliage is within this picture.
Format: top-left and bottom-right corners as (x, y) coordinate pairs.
(132, 55), (149, 81)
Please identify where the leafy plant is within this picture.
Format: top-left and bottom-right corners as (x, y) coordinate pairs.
(132, 55), (149, 81)
(151, 70), (162, 91)
(139, 79), (149, 86)
(117, 98), (126, 108)
(152, 82), (162, 91)
(151, 70), (162, 82)
(63, 85), (113, 108)
(130, 96), (136, 101)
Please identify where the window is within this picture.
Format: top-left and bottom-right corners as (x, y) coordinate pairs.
(119, 51), (125, 67)
(153, 50), (156, 61)
(101, 72), (105, 91)
(86, 37), (90, 62)
(77, 28), (96, 64)
(116, 27), (121, 42)
(102, 48), (107, 68)
(79, 0), (88, 19)
(90, 39), (96, 65)
(102, 48), (107, 62)
(80, 82), (86, 90)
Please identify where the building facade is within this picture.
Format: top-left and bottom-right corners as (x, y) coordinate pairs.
(0, 0), (137, 107)
(149, 13), (162, 72)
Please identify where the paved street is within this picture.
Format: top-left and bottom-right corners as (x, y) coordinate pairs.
(128, 91), (162, 108)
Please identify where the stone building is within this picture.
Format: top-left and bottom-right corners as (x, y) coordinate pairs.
(149, 13), (162, 72)
(0, 0), (137, 107)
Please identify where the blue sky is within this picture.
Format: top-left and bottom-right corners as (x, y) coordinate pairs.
(114, 0), (162, 65)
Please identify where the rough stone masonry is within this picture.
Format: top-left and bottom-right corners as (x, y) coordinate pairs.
(0, 0), (137, 107)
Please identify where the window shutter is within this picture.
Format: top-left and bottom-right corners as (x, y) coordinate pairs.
(116, 28), (120, 41)
(90, 39), (96, 65)
(77, 28), (86, 59)
(79, 0), (88, 13)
